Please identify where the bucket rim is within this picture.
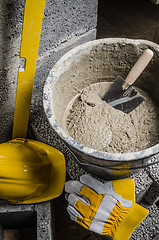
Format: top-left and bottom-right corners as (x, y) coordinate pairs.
(43, 37), (159, 162)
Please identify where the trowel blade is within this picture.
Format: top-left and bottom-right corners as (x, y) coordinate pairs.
(102, 76), (145, 113)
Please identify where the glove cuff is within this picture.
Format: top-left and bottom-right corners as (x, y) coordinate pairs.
(113, 202), (149, 240)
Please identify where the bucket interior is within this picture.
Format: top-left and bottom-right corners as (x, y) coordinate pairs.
(52, 39), (159, 134)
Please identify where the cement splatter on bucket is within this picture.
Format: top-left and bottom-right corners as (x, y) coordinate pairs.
(43, 38), (159, 179)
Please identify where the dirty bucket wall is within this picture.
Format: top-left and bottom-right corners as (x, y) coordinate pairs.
(43, 38), (159, 179)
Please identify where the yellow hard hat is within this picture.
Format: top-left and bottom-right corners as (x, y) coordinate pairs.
(0, 138), (66, 204)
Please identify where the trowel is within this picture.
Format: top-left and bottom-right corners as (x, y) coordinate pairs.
(102, 49), (154, 113)
(0, 0), (66, 204)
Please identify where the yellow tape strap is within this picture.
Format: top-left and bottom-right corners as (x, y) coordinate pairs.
(75, 186), (104, 229)
(112, 178), (135, 202)
(114, 202), (149, 240)
(76, 215), (91, 230)
(80, 185), (104, 207)
(102, 201), (130, 238)
(75, 199), (93, 218)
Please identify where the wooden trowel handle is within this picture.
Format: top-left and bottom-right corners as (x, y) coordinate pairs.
(123, 49), (153, 90)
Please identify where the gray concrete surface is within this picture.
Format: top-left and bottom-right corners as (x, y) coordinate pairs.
(0, 200), (53, 240)
(35, 202), (54, 240)
(0, 0), (98, 143)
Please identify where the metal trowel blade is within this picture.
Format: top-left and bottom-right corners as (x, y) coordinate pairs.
(102, 76), (145, 114)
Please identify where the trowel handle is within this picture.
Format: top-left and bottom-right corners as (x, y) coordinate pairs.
(123, 49), (153, 89)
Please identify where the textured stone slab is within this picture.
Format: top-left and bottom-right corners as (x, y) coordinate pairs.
(0, 200), (54, 240)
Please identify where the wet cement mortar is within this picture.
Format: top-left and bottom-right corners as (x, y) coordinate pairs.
(66, 82), (159, 153)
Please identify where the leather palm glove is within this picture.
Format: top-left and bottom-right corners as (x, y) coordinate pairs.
(65, 174), (148, 240)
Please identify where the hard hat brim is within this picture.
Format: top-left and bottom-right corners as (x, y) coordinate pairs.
(10, 139), (66, 204)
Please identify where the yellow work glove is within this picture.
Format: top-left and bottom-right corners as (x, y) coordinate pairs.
(65, 174), (148, 240)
